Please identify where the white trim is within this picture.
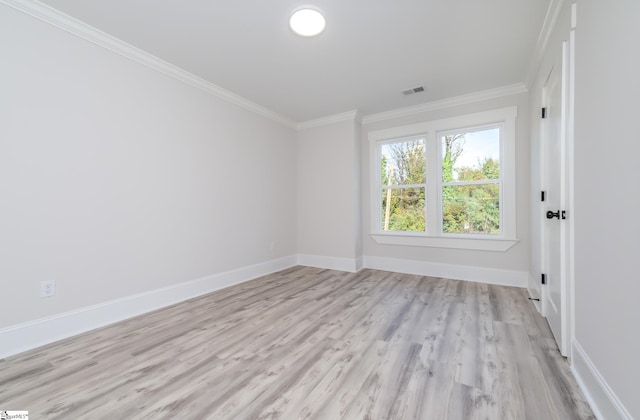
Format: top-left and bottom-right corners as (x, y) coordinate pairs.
(370, 234), (518, 251)
(525, 0), (566, 88)
(0, 0), (297, 128)
(295, 254), (527, 287)
(0, 256), (297, 359)
(0, 255), (529, 359)
(363, 256), (527, 288)
(361, 84), (527, 125)
(567, 7), (577, 364)
(368, 106), (518, 143)
(296, 254), (360, 273)
(355, 256), (364, 272)
(369, 107), (518, 250)
(297, 110), (360, 130)
(571, 340), (633, 420)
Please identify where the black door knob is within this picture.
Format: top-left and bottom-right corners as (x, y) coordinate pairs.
(546, 210), (560, 219)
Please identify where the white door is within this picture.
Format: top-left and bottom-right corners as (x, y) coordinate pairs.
(542, 42), (569, 356)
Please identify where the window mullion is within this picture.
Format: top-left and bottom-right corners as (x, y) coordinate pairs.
(382, 183), (426, 190)
(426, 131), (439, 235)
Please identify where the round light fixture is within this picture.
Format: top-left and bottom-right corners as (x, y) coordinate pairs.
(289, 8), (326, 37)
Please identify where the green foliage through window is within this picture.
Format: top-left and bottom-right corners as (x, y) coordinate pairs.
(381, 188), (425, 232)
(441, 128), (501, 235)
(442, 184), (499, 234)
(381, 138), (426, 231)
(379, 127), (502, 235)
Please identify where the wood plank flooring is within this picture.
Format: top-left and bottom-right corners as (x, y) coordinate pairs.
(0, 267), (595, 419)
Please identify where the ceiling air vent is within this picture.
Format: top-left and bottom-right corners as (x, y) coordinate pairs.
(402, 85), (425, 96)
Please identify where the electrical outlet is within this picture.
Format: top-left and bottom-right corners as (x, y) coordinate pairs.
(41, 280), (56, 298)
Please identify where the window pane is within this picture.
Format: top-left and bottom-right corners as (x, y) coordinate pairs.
(381, 188), (425, 232)
(441, 127), (500, 182)
(380, 138), (426, 186)
(442, 184), (500, 234)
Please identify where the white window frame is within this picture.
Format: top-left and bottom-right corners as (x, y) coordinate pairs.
(369, 107), (518, 251)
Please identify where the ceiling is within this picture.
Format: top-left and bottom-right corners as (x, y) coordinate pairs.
(36, 0), (551, 123)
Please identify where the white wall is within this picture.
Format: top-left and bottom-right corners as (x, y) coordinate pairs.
(571, 0), (640, 418)
(297, 119), (362, 271)
(361, 93), (531, 283)
(0, 5), (297, 329)
(4, 2), (637, 416)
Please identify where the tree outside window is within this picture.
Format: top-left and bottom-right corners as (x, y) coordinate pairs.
(440, 127), (501, 235)
(370, 106), (517, 250)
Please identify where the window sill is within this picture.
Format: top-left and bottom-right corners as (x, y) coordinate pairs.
(370, 233), (518, 251)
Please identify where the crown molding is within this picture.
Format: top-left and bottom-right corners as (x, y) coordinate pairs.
(361, 83), (528, 125)
(524, 0), (566, 89)
(1, 0), (297, 129)
(296, 109), (361, 131)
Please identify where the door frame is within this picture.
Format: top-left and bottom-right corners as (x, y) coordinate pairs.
(567, 3), (576, 364)
(539, 3), (577, 361)
(540, 49), (569, 356)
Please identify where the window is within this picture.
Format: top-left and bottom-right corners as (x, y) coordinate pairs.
(369, 107), (518, 251)
(440, 125), (501, 235)
(380, 136), (426, 232)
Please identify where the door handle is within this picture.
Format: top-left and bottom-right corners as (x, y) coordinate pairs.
(546, 210), (560, 219)
(546, 210), (566, 220)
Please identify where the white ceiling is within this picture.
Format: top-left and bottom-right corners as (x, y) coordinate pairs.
(35, 0), (551, 123)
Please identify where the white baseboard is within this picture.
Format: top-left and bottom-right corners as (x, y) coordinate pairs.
(362, 256), (528, 288)
(528, 271), (542, 297)
(297, 254), (360, 273)
(1, 254), (528, 359)
(571, 340), (633, 420)
(0, 255), (297, 359)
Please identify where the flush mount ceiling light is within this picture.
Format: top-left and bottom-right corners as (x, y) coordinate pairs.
(289, 8), (326, 37)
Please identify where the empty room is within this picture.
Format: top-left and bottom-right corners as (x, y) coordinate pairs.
(1, 0), (638, 419)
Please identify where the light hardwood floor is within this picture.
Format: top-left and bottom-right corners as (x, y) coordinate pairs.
(1, 267), (595, 419)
